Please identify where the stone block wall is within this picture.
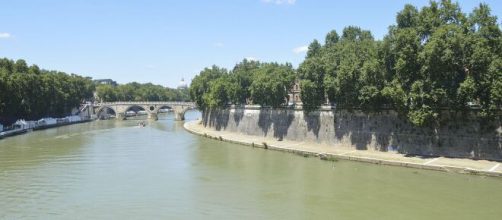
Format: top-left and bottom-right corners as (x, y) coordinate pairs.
(202, 107), (502, 161)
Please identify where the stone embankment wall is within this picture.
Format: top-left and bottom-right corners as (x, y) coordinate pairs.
(202, 107), (502, 161)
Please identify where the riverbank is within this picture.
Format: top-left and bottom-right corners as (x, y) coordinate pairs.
(185, 120), (502, 177)
(0, 118), (91, 140)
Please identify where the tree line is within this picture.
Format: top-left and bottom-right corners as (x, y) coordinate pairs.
(0, 58), (190, 125)
(96, 82), (190, 102)
(190, 61), (295, 109)
(0, 58), (95, 124)
(190, 0), (501, 126)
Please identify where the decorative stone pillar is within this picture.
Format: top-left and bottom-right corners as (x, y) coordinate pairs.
(173, 106), (186, 121)
(148, 112), (158, 121)
(117, 112), (126, 120)
(175, 112), (185, 121)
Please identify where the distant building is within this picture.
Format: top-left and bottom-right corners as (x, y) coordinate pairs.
(94, 79), (117, 87)
(177, 78), (188, 89)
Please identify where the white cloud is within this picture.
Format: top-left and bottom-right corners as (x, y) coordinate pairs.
(0, 32), (11, 39)
(292, 45), (308, 54)
(213, 42), (224, 47)
(262, 0), (296, 5)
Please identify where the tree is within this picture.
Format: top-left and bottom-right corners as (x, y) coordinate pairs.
(325, 30), (340, 47)
(323, 26), (380, 110)
(95, 81), (190, 103)
(189, 65), (227, 108)
(378, 0), (502, 125)
(341, 26), (373, 42)
(96, 84), (118, 102)
(298, 57), (325, 111)
(13, 59), (28, 74)
(187, 0), (502, 127)
(306, 40), (321, 58)
(250, 63), (294, 108)
(0, 58), (95, 123)
(204, 76), (231, 108)
(396, 4), (419, 28)
(229, 59), (260, 104)
(28, 64), (41, 75)
(488, 58), (502, 110)
(299, 80), (322, 112)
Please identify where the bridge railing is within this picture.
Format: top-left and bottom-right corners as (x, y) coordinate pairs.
(94, 101), (195, 106)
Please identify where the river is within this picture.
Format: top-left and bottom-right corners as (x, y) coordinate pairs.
(1, 111), (501, 219)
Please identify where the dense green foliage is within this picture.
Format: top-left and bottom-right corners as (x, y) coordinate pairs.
(249, 63), (295, 107)
(302, 26), (382, 111)
(299, 0), (502, 126)
(192, 0), (501, 126)
(96, 82), (190, 102)
(190, 60), (295, 109)
(0, 58), (95, 122)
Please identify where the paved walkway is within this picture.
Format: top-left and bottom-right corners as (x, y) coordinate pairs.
(184, 120), (502, 177)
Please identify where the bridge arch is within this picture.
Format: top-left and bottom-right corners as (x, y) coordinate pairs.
(123, 104), (150, 118)
(153, 105), (174, 114)
(157, 105), (173, 113)
(151, 105), (192, 120)
(123, 105), (150, 116)
(96, 106), (117, 120)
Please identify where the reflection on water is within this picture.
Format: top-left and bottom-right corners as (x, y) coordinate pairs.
(0, 111), (502, 219)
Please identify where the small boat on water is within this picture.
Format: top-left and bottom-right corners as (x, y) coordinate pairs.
(138, 121), (146, 127)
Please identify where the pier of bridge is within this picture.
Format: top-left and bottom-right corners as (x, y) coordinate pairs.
(93, 101), (195, 121)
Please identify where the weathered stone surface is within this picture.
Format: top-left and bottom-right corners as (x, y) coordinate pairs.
(202, 108), (502, 161)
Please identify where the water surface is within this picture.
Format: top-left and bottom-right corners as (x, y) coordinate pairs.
(1, 111), (501, 219)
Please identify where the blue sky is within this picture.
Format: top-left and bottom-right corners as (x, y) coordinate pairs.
(1, 0), (501, 88)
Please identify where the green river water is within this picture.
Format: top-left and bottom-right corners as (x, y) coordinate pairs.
(1, 111), (501, 219)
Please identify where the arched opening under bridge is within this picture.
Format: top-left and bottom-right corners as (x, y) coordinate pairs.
(96, 107), (117, 120)
(124, 105), (148, 119)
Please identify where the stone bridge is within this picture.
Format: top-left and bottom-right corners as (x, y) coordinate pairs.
(93, 101), (196, 121)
